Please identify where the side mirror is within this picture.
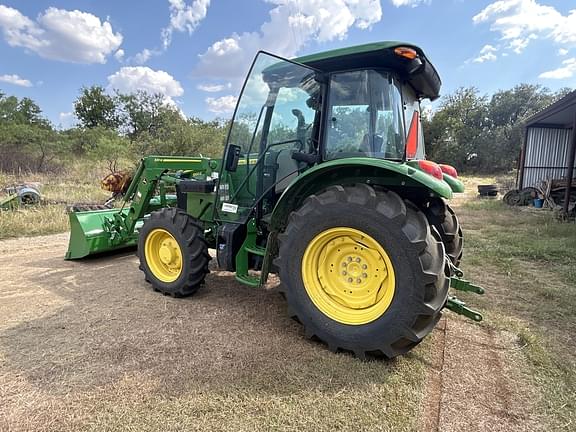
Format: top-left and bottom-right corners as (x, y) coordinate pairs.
(225, 144), (241, 172)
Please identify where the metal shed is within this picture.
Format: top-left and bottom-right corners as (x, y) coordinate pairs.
(518, 90), (576, 214)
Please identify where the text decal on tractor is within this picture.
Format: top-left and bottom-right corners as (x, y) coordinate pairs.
(66, 42), (483, 359)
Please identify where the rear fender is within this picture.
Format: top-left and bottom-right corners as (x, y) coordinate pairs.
(269, 157), (453, 231)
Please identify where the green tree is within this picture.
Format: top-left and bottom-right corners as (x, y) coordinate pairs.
(0, 92), (60, 171)
(86, 129), (131, 171)
(116, 91), (166, 140)
(485, 84), (571, 170)
(115, 89), (227, 157)
(132, 110), (227, 158)
(62, 126), (125, 154)
(424, 84), (572, 173)
(0, 95), (19, 123)
(0, 94), (49, 127)
(425, 87), (490, 171)
(74, 86), (119, 129)
(19, 97), (47, 126)
(0, 123), (63, 171)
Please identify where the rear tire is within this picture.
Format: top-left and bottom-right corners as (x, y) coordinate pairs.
(424, 199), (463, 267)
(276, 184), (449, 359)
(138, 208), (210, 297)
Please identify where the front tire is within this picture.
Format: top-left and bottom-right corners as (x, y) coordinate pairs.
(138, 208), (210, 297)
(277, 184), (449, 359)
(424, 199), (463, 267)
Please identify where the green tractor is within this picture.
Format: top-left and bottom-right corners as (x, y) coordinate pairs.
(66, 42), (484, 359)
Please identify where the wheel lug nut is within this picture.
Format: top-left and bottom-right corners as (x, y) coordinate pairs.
(342, 262), (347, 267)
(362, 273), (368, 278)
(356, 257), (361, 263)
(362, 264), (367, 269)
(356, 278), (362, 284)
(342, 271), (347, 276)
(347, 257), (352, 262)
(348, 278), (353, 283)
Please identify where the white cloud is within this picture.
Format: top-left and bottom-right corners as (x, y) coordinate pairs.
(509, 33), (537, 53)
(114, 49), (125, 62)
(107, 67), (184, 105)
(128, 1), (210, 71)
(552, 9), (576, 44)
(473, 44), (498, 63)
(205, 95), (237, 113)
(539, 58), (576, 79)
(58, 111), (75, 129)
(162, 0), (211, 49)
(558, 48), (569, 56)
(197, 82), (232, 92)
(194, 0), (382, 80)
(391, 0), (429, 7)
(0, 73), (32, 87)
(131, 48), (156, 65)
(473, 0), (576, 54)
(0, 5), (122, 64)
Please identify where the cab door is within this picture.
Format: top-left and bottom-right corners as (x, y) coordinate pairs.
(215, 52), (321, 223)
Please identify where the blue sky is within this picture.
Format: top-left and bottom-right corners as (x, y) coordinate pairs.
(0, 0), (574, 127)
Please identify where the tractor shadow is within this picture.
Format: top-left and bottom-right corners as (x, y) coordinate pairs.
(2, 249), (422, 402)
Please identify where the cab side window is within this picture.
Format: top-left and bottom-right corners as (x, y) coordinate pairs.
(325, 70), (405, 160)
(326, 71), (371, 156)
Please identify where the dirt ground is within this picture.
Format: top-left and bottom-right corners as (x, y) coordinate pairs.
(0, 228), (548, 431)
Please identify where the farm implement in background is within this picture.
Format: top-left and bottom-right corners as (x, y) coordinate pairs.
(0, 185), (41, 210)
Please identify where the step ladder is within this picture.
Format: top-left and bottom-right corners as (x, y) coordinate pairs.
(235, 218), (268, 287)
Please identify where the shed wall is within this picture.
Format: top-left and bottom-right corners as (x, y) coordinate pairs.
(520, 127), (575, 188)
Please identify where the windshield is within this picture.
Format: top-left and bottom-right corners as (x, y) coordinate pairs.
(227, 53), (319, 156)
(325, 70), (406, 160)
(217, 52), (320, 222)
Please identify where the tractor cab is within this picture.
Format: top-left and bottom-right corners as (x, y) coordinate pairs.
(216, 42), (442, 223)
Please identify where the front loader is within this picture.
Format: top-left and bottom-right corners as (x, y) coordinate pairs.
(66, 42), (484, 359)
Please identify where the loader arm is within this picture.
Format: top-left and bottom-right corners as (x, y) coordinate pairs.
(66, 156), (218, 259)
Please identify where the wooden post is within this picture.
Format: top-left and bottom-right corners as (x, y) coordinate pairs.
(563, 114), (576, 214)
(517, 127), (529, 189)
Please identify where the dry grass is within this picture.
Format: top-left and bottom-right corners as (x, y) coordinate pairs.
(452, 172), (516, 204)
(0, 173), (573, 431)
(434, 317), (547, 432)
(0, 162), (112, 240)
(0, 236), (430, 431)
(455, 178), (576, 431)
(0, 205), (70, 239)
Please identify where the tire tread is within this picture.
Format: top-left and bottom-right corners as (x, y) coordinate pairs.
(138, 207), (210, 297)
(277, 185), (449, 359)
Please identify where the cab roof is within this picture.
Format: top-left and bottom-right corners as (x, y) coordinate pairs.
(293, 41), (442, 101)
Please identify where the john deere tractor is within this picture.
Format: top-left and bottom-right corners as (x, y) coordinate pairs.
(66, 42), (484, 359)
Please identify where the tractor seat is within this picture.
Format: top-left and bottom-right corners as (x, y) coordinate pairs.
(275, 149), (301, 193)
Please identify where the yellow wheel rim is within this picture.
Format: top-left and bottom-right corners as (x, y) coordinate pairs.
(144, 228), (183, 283)
(302, 227), (396, 325)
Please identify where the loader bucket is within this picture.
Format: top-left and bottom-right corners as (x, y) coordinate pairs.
(65, 208), (142, 260)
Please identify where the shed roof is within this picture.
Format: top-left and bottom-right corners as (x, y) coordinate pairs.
(525, 90), (576, 128)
